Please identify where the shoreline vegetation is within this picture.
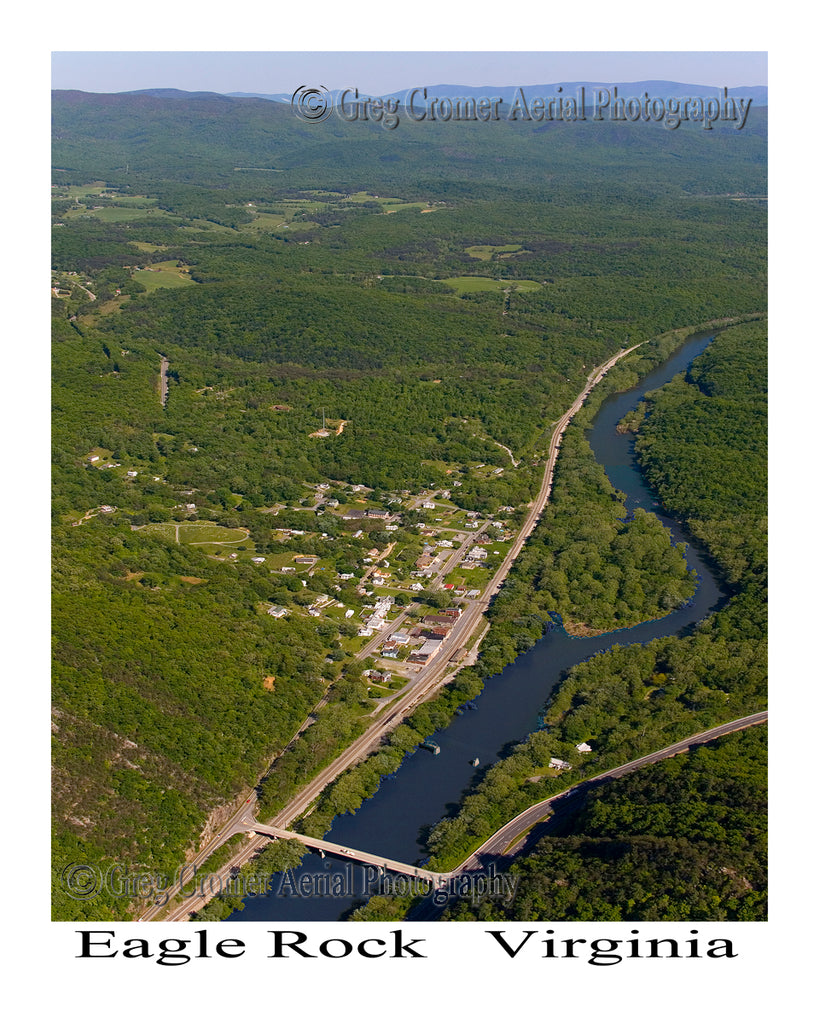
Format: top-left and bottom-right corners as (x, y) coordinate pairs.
(52, 90), (766, 922)
(181, 314), (766, 923)
(354, 318), (767, 922)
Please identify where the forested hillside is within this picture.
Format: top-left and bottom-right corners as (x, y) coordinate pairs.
(52, 89), (766, 919)
(388, 320), (766, 920)
(445, 726), (767, 921)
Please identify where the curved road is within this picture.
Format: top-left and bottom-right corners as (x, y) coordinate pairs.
(454, 710), (768, 872)
(150, 712), (767, 920)
(142, 342), (649, 921)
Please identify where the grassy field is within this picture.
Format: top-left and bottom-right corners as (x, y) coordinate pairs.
(178, 522), (248, 544)
(464, 244), (525, 260)
(139, 521), (249, 545)
(442, 276), (542, 295)
(132, 261), (196, 292)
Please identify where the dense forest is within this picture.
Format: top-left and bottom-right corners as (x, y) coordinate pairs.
(444, 726), (767, 921)
(51, 89), (766, 920)
(348, 319), (766, 922)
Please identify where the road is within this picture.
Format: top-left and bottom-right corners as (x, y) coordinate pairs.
(141, 342), (647, 921)
(159, 355), (169, 407)
(454, 710), (769, 872)
(248, 823), (446, 884)
(149, 712), (767, 920)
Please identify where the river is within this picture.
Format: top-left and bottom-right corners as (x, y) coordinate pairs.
(228, 329), (726, 922)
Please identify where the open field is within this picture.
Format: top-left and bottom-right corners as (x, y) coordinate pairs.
(138, 521), (249, 545)
(442, 276), (542, 295)
(464, 244), (525, 260)
(132, 261), (196, 291)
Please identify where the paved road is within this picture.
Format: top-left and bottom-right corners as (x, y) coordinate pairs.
(140, 343), (649, 921)
(454, 710), (769, 872)
(150, 712), (768, 920)
(249, 822), (446, 884)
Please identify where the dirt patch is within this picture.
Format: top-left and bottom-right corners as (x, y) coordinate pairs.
(561, 619), (607, 638)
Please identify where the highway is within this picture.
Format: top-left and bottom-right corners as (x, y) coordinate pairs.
(453, 710), (769, 872)
(150, 712), (768, 921)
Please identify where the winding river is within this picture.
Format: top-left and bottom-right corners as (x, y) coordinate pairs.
(229, 329), (726, 922)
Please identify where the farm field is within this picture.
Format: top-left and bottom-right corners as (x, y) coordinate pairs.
(132, 261), (196, 291)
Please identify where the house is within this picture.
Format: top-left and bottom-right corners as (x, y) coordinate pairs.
(87, 455), (99, 462)
(549, 757), (572, 771)
(126, 470), (138, 478)
(294, 555), (318, 565)
(345, 609), (355, 618)
(251, 557), (266, 564)
(367, 509), (389, 519)
(185, 503), (196, 511)
(267, 605), (289, 618)
(575, 742), (593, 753)
(99, 505), (116, 514)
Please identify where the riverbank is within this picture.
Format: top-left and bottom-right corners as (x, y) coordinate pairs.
(152, 316), (765, 923)
(219, 319), (764, 923)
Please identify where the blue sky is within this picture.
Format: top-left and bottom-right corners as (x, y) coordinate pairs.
(51, 51), (767, 95)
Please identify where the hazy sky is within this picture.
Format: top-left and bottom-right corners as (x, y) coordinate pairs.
(51, 51), (767, 95)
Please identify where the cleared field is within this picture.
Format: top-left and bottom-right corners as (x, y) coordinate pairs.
(442, 276), (542, 295)
(248, 211), (288, 229)
(464, 244), (524, 260)
(139, 522), (249, 545)
(139, 523), (178, 543)
(132, 262), (196, 292)
(178, 523), (248, 544)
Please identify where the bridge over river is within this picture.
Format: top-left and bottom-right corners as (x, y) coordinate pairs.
(244, 821), (450, 886)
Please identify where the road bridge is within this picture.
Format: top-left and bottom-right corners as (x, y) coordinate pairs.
(246, 821), (449, 885)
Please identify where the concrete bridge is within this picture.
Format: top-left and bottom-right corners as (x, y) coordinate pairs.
(245, 820), (449, 886)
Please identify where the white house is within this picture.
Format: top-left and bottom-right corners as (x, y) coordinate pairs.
(549, 757), (572, 771)
(575, 742), (593, 753)
(267, 605), (289, 618)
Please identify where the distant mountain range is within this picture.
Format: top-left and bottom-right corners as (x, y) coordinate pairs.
(120, 82), (768, 106)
